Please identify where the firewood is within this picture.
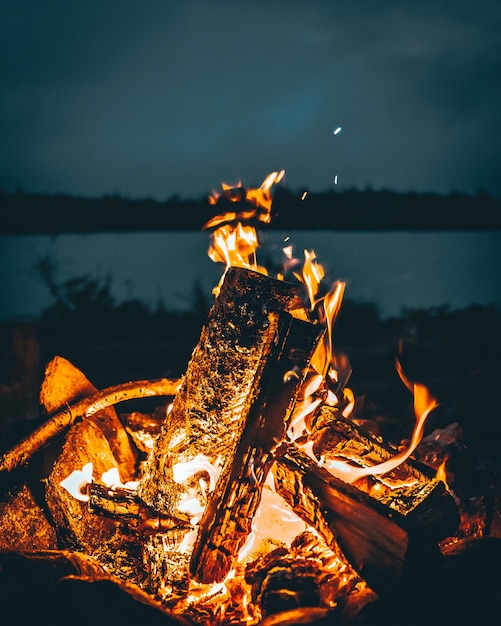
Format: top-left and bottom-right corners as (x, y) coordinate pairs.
(137, 267), (319, 589)
(44, 418), (130, 552)
(0, 369), (180, 474)
(0, 549), (189, 626)
(272, 441), (455, 596)
(190, 313), (322, 583)
(0, 483), (58, 550)
(271, 443), (409, 595)
(309, 406), (460, 541)
(88, 482), (192, 535)
(40, 355), (138, 480)
(246, 530), (378, 624)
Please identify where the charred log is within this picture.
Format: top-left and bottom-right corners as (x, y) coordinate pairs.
(310, 406), (460, 541)
(0, 549), (189, 626)
(0, 484), (58, 550)
(137, 267), (319, 589)
(88, 482), (193, 536)
(272, 441), (457, 596)
(191, 313), (322, 583)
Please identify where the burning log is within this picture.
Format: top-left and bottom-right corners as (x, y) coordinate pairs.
(190, 312), (322, 584)
(272, 443), (409, 596)
(137, 266), (322, 588)
(246, 530), (378, 624)
(271, 410), (460, 595)
(309, 406), (460, 540)
(88, 482), (193, 536)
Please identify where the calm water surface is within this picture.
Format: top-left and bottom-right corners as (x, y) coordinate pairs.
(1, 230), (500, 321)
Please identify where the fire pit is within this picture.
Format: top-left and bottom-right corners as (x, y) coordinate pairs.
(1, 172), (500, 625)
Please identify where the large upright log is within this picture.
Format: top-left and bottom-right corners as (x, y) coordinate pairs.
(137, 267), (320, 588)
(190, 312), (322, 583)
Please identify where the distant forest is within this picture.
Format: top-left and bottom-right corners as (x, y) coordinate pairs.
(0, 187), (500, 234)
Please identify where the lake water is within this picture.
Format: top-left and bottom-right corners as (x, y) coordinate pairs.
(1, 230), (500, 321)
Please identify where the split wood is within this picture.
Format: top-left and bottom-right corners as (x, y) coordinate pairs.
(0, 378), (181, 473)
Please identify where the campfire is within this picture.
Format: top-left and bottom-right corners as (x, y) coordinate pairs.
(1, 172), (500, 626)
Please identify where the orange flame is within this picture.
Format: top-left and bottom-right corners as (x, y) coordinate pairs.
(323, 360), (439, 484)
(294, 249), (325, 310)
(435, 456), (450, 491)
(204, 171), (285, 295)
(204, 170), (285, 229)
(310, 280), (346, 379)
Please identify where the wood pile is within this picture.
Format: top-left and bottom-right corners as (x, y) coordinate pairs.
(0, 267), (499, 626)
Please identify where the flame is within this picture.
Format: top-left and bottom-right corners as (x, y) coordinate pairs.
(208, 222), (267, 281)
(204, 172), (285, 295)
(294, 249), (325, 309)
(101, 467), (139, 491)
(172, 454), (223, 524)
(204, 170), (285, 229)
(436, 457), (449, 490)
(238, 473), (310, 563)
(323, 361), (439, 484)
(310, 280), (346, 379)
(60, 462), (93, 502)
(286, 279), (350, 443)
(60, 464), (138, 503)
(172, 453), (222, 492)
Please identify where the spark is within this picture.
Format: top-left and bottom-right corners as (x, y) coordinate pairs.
(301, 191), (308, 200)
(333, 126), (342, 135)
(334, 175), (339, 184)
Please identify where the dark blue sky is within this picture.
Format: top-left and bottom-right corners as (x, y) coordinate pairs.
(1, 0), (501, 200)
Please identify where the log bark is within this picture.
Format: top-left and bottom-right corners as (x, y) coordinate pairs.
(137, 267), (317, 589)
(0, 484), (58, 550)
(88, 483), (192, 536)
(190, 313), (322, 583)
(272, 443), (411, 595)
(309, 406), (460, 542)
(272, 439), (459, 596)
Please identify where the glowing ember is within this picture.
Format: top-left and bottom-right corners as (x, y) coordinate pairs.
(238, 473), (310, 563)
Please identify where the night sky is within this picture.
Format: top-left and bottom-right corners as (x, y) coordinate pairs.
(2, 0), (501, 201)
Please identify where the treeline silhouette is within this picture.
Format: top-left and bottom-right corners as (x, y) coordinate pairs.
(1, 187), (500, 233)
